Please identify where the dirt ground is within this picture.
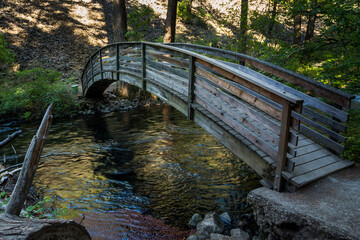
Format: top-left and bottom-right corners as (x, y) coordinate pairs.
(0, 0), (270, 80)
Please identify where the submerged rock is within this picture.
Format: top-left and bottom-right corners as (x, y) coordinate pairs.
(189, 213), (203, 228)
(196, 213), (224, 240)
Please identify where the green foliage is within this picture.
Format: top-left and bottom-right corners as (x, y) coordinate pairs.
(344, 110), (360, 163)
(177, 0), (193, 24)
(0, 68), (79, 120)
(21, 196), (67, 219)
(0, 32), (15, 69)
(126, 5), (156, 41)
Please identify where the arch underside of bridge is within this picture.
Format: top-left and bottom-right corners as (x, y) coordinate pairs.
(82, 42), (354, 191)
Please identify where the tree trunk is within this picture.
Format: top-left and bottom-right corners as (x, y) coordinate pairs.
(268, 0), (278, 37)
(293, 14), (302, 45)
(0, 213), (91, 240)
(113, 0), (127, 42)
(305, 0), (317, 42)
(240, 0), (249, 53)
(164, 0), (178, 43)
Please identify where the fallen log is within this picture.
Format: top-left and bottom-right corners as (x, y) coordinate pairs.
(1, 104), (91, 239)
(0, 213), (91, 240)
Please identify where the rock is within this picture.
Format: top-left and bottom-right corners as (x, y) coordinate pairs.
(220, 212), (231, 225)
(189, 214), (203, 228)
(210, 233), (231, 240)
(186, 235), (199, 240)
(197, 213), (224, 240)
(231, 228), (250, 240)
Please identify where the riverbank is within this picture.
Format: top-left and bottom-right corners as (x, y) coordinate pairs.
(248, 164), (360, 240)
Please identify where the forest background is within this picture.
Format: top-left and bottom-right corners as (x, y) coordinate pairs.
(0, 0), (359, 162)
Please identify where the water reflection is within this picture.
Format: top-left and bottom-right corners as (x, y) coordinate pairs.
(0, 105), (261, 228)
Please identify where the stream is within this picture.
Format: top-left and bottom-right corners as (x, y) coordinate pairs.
(0, 105), (261, 237)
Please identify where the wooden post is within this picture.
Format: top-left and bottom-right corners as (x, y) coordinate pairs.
(273, 99), (293, 191)
(116, 44), (120, 81)
(141, 43), (147, 90)
(5, 104), (53, 216)
(187, 56), (196, 120)
(100, 50), (104, 80)
(91, 57), (94, 84)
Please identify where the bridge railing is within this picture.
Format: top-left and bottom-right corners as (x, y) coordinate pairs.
(167, 43), (354, 161)
(82, 42), (353, 190)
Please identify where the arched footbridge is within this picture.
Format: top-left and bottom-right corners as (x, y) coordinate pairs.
(81, 42), (355, 192)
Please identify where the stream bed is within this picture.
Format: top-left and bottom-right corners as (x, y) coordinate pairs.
(0, 105), (261, 238)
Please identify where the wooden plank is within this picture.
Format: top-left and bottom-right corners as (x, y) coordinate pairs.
(168, 43), (354, 108)
(195, 77), (299, 146)
(222, 61), (349, 123)
(146, 66), (188, 87)
(302, 106), (346, 133)
(296, 138), (314, 148)
(290, 160), (354, 187)
(195, 86), (280, 148)
(197, 59), (303, 106)
(292, 111), (346, 143)
(286, 154), (339, 180)
(141, 43), (146, 90)
(195, 94), (279, 160)
(188, 56), (195, 120)
(147, 45), (189, 59)
(295, 143), (322, 157)
(146, 58), (189, 79)
(300, 124), (345, 154)
(147, 51), (189, 68)
(146, 70), (188, 96)
(195, 72), (283, 121)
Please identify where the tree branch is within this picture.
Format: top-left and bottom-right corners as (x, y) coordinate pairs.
(0, 130), (22, 148)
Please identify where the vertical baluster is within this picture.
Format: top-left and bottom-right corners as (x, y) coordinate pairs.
(100, 49), (104, 80)
(273, 99), (293, 191)
(187, 56), (196, 120)
(141, 43), (146, 90)
(116, 44), (120, 81)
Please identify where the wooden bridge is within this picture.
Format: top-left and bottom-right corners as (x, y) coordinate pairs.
(81, 42), (354, 192)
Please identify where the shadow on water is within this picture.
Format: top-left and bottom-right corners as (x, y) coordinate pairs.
(0, 105), (261, 232)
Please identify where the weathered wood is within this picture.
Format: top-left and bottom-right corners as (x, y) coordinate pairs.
(195, 76), (299, 146)
(167, 42), (354, 108)
(146, 58), (189, 79)
(299, 124), (345, 154)
(290, 160), (354, 187)
(195, 70), (284, 121)
(302, 106), (346, 133)
(221, 61), (349, 122)
(195, 94), (279, 160)
(0, 213), (91, 240)
(197, 59), (303, 106)
(188, 56), (196, 120)
(0, 130), (22, 148)
(141, 43), (146, 90)
(147, 51), (189, 68)
(6, 104), (53, 216)
(273, 100), (293, 191)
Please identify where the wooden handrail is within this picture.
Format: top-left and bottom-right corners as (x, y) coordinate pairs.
(167, 43), (355, 108)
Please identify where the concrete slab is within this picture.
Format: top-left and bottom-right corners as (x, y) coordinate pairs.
(248, 164), (360, 239)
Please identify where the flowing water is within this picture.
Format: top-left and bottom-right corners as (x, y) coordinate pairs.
(0, 105), (260, 237)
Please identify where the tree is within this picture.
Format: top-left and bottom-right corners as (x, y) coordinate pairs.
(293, 14), (302, 44)
(240, 0), (249, 53)
(113, 0), (127, 42)
(268, 0), (279, 37)
(305, 0), (318, 42)
(164, 0), (178, 43)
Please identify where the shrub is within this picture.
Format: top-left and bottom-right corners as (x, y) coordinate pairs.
(0, 32), (15, 70)
(0, 68), (79, 120)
